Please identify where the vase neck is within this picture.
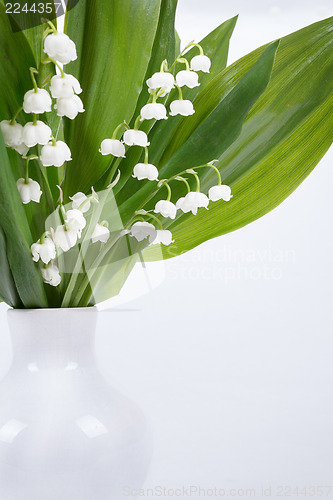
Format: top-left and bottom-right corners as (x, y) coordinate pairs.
(7, 309), (98, 371)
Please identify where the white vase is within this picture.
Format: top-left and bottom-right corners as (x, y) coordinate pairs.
(0, 308), (152, 500)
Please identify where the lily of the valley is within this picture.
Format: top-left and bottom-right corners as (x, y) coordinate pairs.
(208, 184), (232, 202)
(50, 73), (82, 98)
(99, 139), (125, 157)
(44, 33), (77, 65)
(16, 178), (42, 204)
(41, 262), (61, 287)
(154, 200), (177, 219)
(146, 72), (175, 96)
(40, 140), (72, 167)
(152, 230), (174, 246)
(70, 192), (91, 213)
(133, 162), (159, 181)
(23, 89), (52, 114)
(175, 70), (200, 89)
(54, 209), (86, 252)
(129, 222), (157, 243)
(22, 121), (52, 147)
(190, 55), (211, 73)
(176, 192), (209, 215)
(55, 95), (85, 120)
(170, 100), (195, 117)
(31, 237), (56, 264)
(123, 129), (150, 147)
(140, 103), (168, 121)
(91, 224), (110, 244)
(0, 120), (23, 147)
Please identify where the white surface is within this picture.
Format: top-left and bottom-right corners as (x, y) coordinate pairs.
(0, 1), (333, 498)
(0, 309), (151, 500)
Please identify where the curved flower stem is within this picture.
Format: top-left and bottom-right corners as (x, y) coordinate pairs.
(133, 115), (142, 130)
(159, 180), (172, 201)
(145, 212), (163, 229)
(29, 67), (39, 93)
(10, 107), (23, 125)
(42, 58), (65, 77)
(112, 121), (129, 140)
(44, 20), (57, 34)
(195, 162), (222, 185)
(175, 176), (191, 193)
(176, 85), (183, 100)
(176, 57), (190, 71)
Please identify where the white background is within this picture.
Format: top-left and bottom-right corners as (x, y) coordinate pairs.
(1, 1), (333, 498)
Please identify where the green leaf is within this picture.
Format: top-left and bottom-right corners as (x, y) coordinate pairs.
(0, 225), (22, 308)
(144, 17), (333, 260)
(0, 131), (47, 308)
(63, 0), (163, 198)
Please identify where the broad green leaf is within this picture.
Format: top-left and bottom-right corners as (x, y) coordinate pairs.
(117, 41), (279, 216)
(0, 226), (22, 308)
(63, 0), (162, 198)
(0, 131), (47, 308)
(144, 17), (333, 260)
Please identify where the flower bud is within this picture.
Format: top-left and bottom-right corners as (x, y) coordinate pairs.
(176, 192), (209, 215)
(146, 72), (175, 96)
(129, 222), (157, 243)
(151, 230), (174, 246)
(0, 120), (23, 147)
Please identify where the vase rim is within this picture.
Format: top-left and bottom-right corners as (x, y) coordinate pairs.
(8, 306), (97, 315)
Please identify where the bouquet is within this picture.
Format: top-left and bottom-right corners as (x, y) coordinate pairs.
(0, 0), (332, 309)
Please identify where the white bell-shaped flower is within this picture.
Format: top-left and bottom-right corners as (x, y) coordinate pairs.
(16, 178), (42, 204)
(123, 129), (150, 147)
(208, 185), (232, 202)
(40, 140), (72, 167)
(133, 163), (159, 181)
(55, 95), (85, 120)
(190, 54), (211, 73)
(151, 230), (174, 246)
(44, 33), (77, 65)
(69, 192), (90, 213)
(54, 225), (78, 252)
(175, 70), (200, 89)
(146, 72), (175, 96)
(99, 139), (125, 157)
(22, 121), (52, 147)
(91, 224), (110, 244)
(170, 99), (195, 117)
(0, 120), (23, 147)
(23, 89), (52, 114)
(140, 103), (168, 121)
(41, 262), (61, 287)
(66, 209), (86, 234)
(50, 73), (82, 99)
(154, 200), (177, 219)
(177, 191), (209, 215)
(31, 237), (56, 264)
(129, 222), (157, 243)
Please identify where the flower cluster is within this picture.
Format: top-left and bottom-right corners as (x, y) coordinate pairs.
(99, 44), (232, 250)
(0, 22), (83, 206)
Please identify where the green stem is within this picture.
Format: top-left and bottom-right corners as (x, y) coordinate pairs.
(105, 157), (123, 187)
(10, 107), (23, 125)
(134, 115), (141, 130)
(29, 67), (39, 93)
(177, 57), (190, 71)
(146, 212), (163, 229)
(175, 176), (191, 193)
(176, 85), (183, 100)
(161, 181), (172, 201)
(112, 122), (128, 140)
(42, 58), (65, 77)
(144, 147), (149, 164)
(196, 163), (222, 185)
